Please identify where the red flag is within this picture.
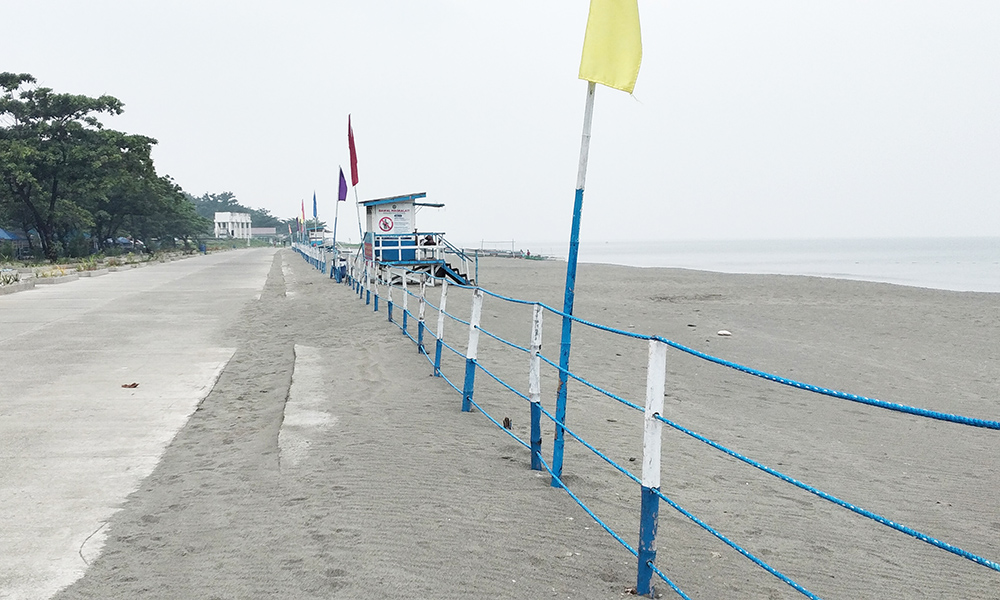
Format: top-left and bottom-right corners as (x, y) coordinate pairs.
(301, 199), (306, 226)
(348, 114), (359, 186)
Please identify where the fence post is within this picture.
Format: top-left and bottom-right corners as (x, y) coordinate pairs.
(373, 266), (380, 312)
(365, 262), (371, 305)
(417, 279), (427, 355)
(462, 288), (483, 412)
(386, 272), (393, 322)
(529, 303), (544, 470)
(434, 279), (448, 376)
(402, 271), (409, 334)
(637, 338), (667, 597)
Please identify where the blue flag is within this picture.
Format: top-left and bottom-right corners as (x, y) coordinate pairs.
(312, 191), (317, 219)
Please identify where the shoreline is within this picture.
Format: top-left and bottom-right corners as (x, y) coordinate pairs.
(481, 236), (1000, 294)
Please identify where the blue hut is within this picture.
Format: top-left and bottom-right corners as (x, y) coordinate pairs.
(360, 192), (475, 285)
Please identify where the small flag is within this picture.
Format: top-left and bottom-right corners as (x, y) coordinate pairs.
(348, 114), (359, 186)
(287, 223), (292, 236)
(579, 0), (642, 94)
(301, 199), (306, 227)
(338, 167), (348, 201)
(312, 191), (317, 219)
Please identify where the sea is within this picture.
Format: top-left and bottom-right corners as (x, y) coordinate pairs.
(509, 237), (1000, 294)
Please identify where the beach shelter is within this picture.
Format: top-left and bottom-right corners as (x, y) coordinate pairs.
(359, 192), (474, 285)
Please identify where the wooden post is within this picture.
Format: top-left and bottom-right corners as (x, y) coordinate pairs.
(434, 279), (448, 376)
(462, 288), (484, 412)
(529, 303), (544, 470)
(637, 338), (667, 597)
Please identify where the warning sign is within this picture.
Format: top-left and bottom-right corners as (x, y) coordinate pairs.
(373, 203), (413, 234)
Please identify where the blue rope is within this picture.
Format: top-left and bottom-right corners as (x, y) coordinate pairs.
(653, 337), (1000, 430)
(476, 325), (531, 354)
(440, 339), (465, 359)
(464, 393), (531, 450)
(650, 487), (821, 598)
(645, 562), (693, 600)
(475, 362), (532, 403)
(473, 284), (999, 429)
(534, 455), (639, 558)
(536, 352), (645, 413)
(442, 309), (470, 327)
(653, 413), (1000, 573)
(535, 402), (643, 486)
(439, 370), (462, 395)
(479, 287), (542, 306)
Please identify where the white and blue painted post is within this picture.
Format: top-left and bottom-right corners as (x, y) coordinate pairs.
(637, 338), (667, 597)
(386, 272), (393, 322)
(528, 303), (544, 471)
(434, 279), (449, 376)
(401, 271), (409, 334)
(417, 279), (427, 355)
(373, 265), (380, 312)
(462, 288), (484, 412)
(365, 262), (371, 305)
(552, 80), (597, 488)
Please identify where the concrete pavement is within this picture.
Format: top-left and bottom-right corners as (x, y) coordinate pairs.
(0, 248), (277, 600)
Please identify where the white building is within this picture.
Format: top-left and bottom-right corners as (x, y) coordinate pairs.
(214, 212), (252, 240)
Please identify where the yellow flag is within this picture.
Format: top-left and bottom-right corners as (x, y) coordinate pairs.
(578, 0), (642, 94)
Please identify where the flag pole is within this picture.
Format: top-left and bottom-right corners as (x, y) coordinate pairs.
(551, 80), (597, 488)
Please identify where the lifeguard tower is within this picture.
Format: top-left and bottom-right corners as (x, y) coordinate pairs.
(360, 192), (475, 285)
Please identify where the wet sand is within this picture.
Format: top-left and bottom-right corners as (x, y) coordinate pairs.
(54, 252), (1000, 599)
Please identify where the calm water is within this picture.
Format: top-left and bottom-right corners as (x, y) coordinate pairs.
(516, 238), (1000, 293)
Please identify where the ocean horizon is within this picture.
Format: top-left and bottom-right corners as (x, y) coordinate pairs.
(477, 237), (1000, 294)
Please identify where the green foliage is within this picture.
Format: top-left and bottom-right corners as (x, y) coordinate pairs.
(0, 267), (20, 285)
(0, 73), (232, 260)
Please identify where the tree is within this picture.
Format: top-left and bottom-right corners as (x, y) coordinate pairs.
(0, 73), (135, 260)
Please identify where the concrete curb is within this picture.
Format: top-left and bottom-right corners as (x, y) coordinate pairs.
(34, 273), (79, 285)
(0, 280), (34, 295)
(78, 269), (110, 278)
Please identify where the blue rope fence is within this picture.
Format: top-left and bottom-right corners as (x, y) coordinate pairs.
(295, 246), (999, 597)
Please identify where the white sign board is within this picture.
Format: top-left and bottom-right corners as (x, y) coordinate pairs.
(374, 202), (414, 234)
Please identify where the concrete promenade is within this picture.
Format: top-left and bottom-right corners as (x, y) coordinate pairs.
(0, 249), (276, 599)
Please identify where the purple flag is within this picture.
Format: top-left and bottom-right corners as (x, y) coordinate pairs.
(338, 167), (348, 201)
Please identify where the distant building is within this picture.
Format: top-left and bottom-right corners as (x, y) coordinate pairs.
(214, 212), (252, 240)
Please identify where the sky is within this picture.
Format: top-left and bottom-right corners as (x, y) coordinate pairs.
(4, 1), (999, 245)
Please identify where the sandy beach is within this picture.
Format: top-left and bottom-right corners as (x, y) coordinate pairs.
(53, 251), (999, 599)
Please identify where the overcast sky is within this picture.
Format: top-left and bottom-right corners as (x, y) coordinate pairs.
(4, 1), (999, 245)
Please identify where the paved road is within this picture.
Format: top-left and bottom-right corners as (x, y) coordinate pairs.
(0, 249), (277, 600)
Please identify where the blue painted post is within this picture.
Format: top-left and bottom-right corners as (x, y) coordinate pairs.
(417, 279), (427, 355)
(365, 263), (371, 305)
(373, 266), (379, 312)
(551, 81), (597, 488)
(528, 303), (544, 470)
(636, 338), (667, 597)
(462, 289), (484, 412)
(637, 486), (660, 597)
(434, 280), (448, 376)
